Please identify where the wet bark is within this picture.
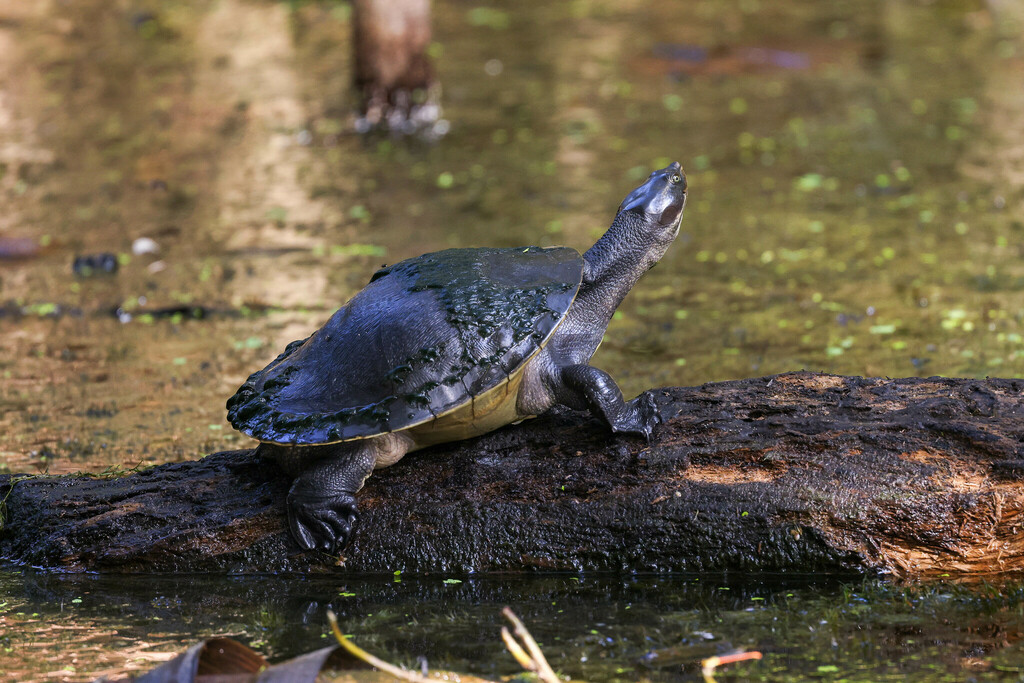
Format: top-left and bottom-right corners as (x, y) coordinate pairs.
(352, 0), (438, 131)
(2, 372), (1023, 575)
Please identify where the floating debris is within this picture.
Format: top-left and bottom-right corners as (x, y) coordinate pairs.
(737, 47), (810, 70)
(133, 608), (568, 683)
(0, 237), (43, 260)
(72, 253), (118, 276)
(112, 304), (208, 324)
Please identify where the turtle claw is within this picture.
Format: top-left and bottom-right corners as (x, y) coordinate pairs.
(287, 491), (359, 553)
(626, 393), (659, 440)
(614, 391), (662, 441)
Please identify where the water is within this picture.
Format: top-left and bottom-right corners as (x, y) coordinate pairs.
(1, 0), (1023, 679)
(2, 570), (1024, 682)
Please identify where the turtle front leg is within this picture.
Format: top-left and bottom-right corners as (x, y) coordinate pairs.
(555, 364), (662, 440)
(286, 443), (376, 553)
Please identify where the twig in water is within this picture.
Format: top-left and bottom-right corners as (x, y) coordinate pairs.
(325, 608), (564, 683)
(501, 607), (561, 683)
(701, 651), (762, 682)
(327, 609), (436, 683)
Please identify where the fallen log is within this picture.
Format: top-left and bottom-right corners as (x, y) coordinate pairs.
(1, 372), (1022, 575)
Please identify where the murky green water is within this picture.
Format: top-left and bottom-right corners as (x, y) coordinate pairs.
(1, 0), (1024, 679)
(2, 571), (1024, 682)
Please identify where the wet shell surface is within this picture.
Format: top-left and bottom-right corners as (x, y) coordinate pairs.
(227, 246), (584, 445)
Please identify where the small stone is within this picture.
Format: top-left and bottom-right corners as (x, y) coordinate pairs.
(132, 237), (160, 256)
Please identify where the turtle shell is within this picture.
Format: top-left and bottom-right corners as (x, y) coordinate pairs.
(227, 246), (583, 445)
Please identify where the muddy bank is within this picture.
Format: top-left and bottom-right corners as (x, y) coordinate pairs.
(1, 372), (1022, 575)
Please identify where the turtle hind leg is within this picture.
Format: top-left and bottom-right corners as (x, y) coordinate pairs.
(268, 434), (413, 553)
(283, 442), (374, 553)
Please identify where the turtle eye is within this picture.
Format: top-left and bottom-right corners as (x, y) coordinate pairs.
(670, 174), (682, 184)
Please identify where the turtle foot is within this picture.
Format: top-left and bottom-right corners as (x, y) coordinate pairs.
(612, 391), (662, 442)
(286, 490), (359, 553)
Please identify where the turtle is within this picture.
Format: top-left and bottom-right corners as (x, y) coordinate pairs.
(227, 162), (687, 552)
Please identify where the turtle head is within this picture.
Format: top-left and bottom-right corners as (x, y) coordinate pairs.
(618, 162), (687, 238)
